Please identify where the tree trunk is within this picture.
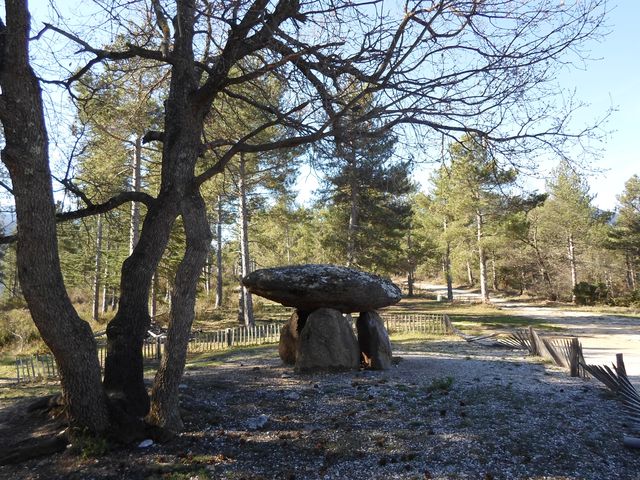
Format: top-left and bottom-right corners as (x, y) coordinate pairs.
(568, 233), (578, 303)
(238, 154), (254, 327)
(346, 147), (359, 267)
(442, 218), (453, 301)
(203, 251), (211, 297)
(101, 231), (110, 314)
(445, 242), (454, 301)
(147, 192), (211, 432)
(491, 254), (498, 291)
(532, 227), (555, 298)
(129, 134), (142, 254)
(92, 215), (103, 323)
(150, 274), (157, 320)
(103, 196), (178, 416)
(215, 196), (224, 308)
(466, 260), (474, 286)
(406, 229), (414, 297)
(625, 253), (636, 291)
(476, 211), (489, 303)
(0, 1), (109, 432)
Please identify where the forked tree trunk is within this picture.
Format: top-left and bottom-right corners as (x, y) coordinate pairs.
(147, 193), (211, 432)
(0, 0), (109, 432)
(103, 195), (178, 416)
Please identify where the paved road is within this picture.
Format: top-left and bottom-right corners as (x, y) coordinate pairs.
(418, 284), (640, 388)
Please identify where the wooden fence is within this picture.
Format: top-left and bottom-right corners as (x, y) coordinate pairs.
(500, 326), (588, 377)
(15, 354), (59, 382)
(381, 313), (453, 336)
(13, 313), (452, 383)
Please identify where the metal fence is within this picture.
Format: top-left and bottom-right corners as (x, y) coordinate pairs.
(13, 313), (451, 383)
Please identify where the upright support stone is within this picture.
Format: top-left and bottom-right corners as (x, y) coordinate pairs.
(356, 311), (393, 370)
(295, 308), (360, 372)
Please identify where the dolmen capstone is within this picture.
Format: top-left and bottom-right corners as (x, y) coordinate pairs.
(242, 264), (401, 371)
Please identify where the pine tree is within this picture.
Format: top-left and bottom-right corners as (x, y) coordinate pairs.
(537, 161), (596, 302)
(609, 175), (640, 291)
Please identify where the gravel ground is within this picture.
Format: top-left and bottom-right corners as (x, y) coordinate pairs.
(2, 336), (639, 480)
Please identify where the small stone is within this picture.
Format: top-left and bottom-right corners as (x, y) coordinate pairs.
(247, 414), (269, 430)
(284, 391), (301, 401)
(138, 439), (154, 448)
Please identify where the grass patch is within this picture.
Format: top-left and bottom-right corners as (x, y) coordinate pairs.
(185, 344), (278, 370)
(0, 382), (60, 401)
(425, 376), (454, 394)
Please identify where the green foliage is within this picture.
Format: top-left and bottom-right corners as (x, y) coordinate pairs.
(425, 376), (454, 394)
(70, 429), (110, 459)
(316, 94), (414, 274)
(573, 282), (609, 306)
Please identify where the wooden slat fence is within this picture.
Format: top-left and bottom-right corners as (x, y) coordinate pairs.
(380, 313), (453, 335)
(500, 326), (587, 378)
(13, 313), (453, 383)
(582, 354), (640, 449)
(15, 354), (59, 383)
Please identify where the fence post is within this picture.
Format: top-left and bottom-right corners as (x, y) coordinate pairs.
(226, 328), (232, 347)
(156, 337), (162, 360)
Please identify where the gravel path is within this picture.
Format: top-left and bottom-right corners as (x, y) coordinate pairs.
(2, 338), (640, 479)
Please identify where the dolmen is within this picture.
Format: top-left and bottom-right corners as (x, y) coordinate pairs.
(242, 264), (401, 372)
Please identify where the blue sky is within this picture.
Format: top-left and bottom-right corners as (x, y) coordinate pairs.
(553, 2), (639, 210)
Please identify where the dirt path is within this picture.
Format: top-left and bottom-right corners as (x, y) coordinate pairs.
(418, 284), (640, 388)
(496, 301), (640, 387)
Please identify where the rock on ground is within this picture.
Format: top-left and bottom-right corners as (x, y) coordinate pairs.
(356, 311), (393, 370)
(242, 264), (402, 313)
(295, 307), (360, 372)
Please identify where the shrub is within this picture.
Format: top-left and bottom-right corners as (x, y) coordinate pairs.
(573, 282), (609, 306)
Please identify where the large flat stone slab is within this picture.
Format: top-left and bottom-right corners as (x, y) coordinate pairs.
(242, 264), (402, 313)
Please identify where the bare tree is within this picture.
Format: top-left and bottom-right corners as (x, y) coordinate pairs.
(2, 0), (608, 433)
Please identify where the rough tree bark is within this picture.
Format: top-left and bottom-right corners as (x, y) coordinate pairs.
(147, 192), (211, 432)
(0, 0), (109, 432)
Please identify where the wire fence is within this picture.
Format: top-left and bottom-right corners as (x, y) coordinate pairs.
(12, 313), (452, 383)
